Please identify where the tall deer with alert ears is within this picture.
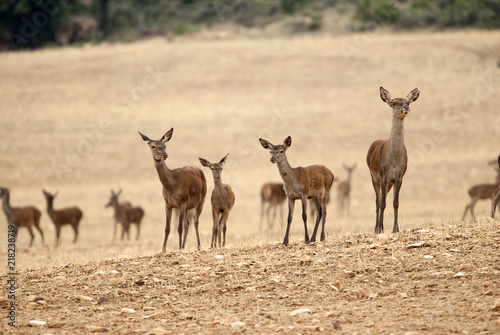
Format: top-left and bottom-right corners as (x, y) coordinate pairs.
(139, 128), (207, 252)
(199, 154), (235, 248)
(259, 136), (334, 245)
(366, 87), (420, 234)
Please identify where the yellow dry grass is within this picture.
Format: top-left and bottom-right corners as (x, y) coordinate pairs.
(1, 30), (499, 272)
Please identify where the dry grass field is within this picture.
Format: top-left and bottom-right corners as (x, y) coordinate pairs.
(1, 29), (500, 333)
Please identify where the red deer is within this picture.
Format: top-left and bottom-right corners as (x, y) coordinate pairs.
(139, 128), (206, 252)
(42, 190), (83, 245)
(105, 190), (144, 241)
(367, 87), (420, 234)
(260, 182), (286, 230)
(0, 187), (44, 247)
(259, 136), (334, 245)
(492, 156), (500, 218)
(337, 164), (356, 216)
(199, 154), (235, 248)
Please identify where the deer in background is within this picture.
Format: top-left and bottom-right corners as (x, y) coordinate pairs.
(367, 87), (420, 234)
(259, 136), (334, 245)
(139, 128), (207, 252)
(260, 182), (286, 230)
(105, 190), (144, 241)
(0, 187), (44, 247)
(462, 157), (500, 221)
(42, 190), (83, 245)
(200, 154), (235, 248)
(492, 156), (500, 219)
(337, 164), (356, 216)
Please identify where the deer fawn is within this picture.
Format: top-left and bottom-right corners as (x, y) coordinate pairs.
(199, 154), (235, 248)
(259, 136), (334, 245)
(139, 128), (207, 252)
(367, 87), (420, 234)
(260, 182), (286, 230)
(42, 190), (83, 245)
(492, 156), (500, 219)
(0, 187), (44, 247)
(337, 164), (356, 216)
(105, 190), (144, 241)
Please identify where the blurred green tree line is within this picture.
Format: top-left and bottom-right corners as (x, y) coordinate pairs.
(1, 0), (499, 50)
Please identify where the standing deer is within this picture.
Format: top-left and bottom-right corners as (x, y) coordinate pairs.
(139, 128), (207, 252)
(492, 156), (500, 219)
(337, 164), (356, 216)
(260, 182), (286, 230)
(259, 136), (334, 245)
(42, 190), (83, 245)
(105, 190), (144, 241)
(0, 187), (44, 247)
(462, 184), (498, 221)
(199, 154), (235, 248)
(367, 87), (420, 234)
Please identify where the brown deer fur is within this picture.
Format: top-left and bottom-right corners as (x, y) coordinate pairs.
(0, 187), (44, 247)
(260, 136), (334, 245)
(139, 128), (207, 252)
(199, 154), (235, 248)
(43, 190), (83, 245)
(105, 190), (144, 241)
(367, 87), (420, 234)
(260, 182), (286, 230)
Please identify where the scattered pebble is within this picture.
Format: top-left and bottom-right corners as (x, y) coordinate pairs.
(289, 308), (311, 316)
(121, 308), (136, 314)
(231, 321), (246, 328)
(492, 298), (500, 311)
(29, 320), (47, 327)
(77, 295), (93, 301)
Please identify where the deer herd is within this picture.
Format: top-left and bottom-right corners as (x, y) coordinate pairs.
(2, 87), (499, 251)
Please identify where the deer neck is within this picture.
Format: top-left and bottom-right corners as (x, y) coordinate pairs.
(213, 177), (224, 191)
(46, 199), (55, 217)
(154, 159), (176, 191)
(388, 117), (406, 157)
(276, 157), (296, 185)
(1, 193), (12, 218)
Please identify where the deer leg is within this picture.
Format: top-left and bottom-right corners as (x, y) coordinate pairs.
(72, 224), (78, 243)
(35, 223), (44, 244)
(376, 183), (388, 234)
(371, 179), (381, 233)
(136, 221), (140, 241)
(271, 203), (278, 229)
(220, 211), (229, 247)
(470, 198), (478, 222)
(320, 196), (327, 241)
(56, 226), (61, 246)
(178, 208), (187, 249)
(283, 198), (295, 246)
(162, 206), (172, 253)
(301, 196), (310, 244)
(310, 197), (322, 242)
(113, 221), (118, 241)
(194, 206), (202, 251)
(28, 226), (35, 247)
(393, 181), (402, 233)
(211, 208), (218, 248)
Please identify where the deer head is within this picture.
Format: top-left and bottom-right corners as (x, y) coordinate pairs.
(139, 128), (173, 162)
(199, 154), (229, 179)
(105, 189), (121, 208)
(259, 136), (292, 164)
(380, 87), (420, 120)
(42, 190), (58, 201)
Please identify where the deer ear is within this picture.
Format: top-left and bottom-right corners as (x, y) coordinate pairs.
(259, 138), (273, 150)
(139, 131), (151, 142)
(199, 158), (211, 167)
(219, 153), (229, 165)
(380, 86), (392, 104)
(406, 88), (420, 103)
(162, 128), (174, 143)
(283, 136), (292, 149)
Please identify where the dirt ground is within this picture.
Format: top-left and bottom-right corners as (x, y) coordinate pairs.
(2, 219), (499, 334)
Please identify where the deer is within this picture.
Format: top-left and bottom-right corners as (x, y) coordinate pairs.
(492, 156), (500, 219)
(337, 164), (356, 216)
(0, 187), (44, 247)
(259, 136), (334, 246)
(366, 87), (420, 234)
(139, 128), (207, 252)
(42, 190), (83, 245)
(260, 182), (286, 230)
(105, 190), (144, 241)
(199, 154), (235, 248)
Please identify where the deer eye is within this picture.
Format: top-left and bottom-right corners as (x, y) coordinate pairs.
(151, 145), (156, 149)
(280, 150), (284, 153)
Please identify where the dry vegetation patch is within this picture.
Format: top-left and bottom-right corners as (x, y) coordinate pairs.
(2, 220), (498, 334)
